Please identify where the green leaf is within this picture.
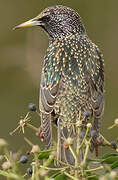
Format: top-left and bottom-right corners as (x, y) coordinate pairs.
(38, 151), (51, 160)
(102, 153), (118, 159)
(101, 156), (118, 164)
(54, 174), (67, 180)
(111, 160), (118, 169)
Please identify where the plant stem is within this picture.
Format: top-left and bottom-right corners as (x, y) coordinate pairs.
(108, 124), (116, 129)
(85, 165), (103, 173)
(24, 137), (34, 147)
(81, 139), (91, 167)
(69, 145), (78, 161)
(64, 172), (78, 180)
(34, 153), (39, 180)
(39, 166), (68, 171)
(38, 156), (54, 175)
(32, 163), (35, 180)
(99, 133), (111, 146)
(0, 170), (24, 180)
(74, 126), (81, 178)
(79, 126), (89, 150)
(27, 123), (39, 132)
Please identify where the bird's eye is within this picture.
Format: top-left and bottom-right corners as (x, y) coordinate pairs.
(39, 15), (50, 22)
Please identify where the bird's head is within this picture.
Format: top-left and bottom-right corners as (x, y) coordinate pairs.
(13, 5), (86, 40)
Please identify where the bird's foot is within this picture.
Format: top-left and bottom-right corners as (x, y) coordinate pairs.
(36, 126), (45, 142)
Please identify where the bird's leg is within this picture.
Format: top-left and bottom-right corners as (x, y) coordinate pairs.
(38, 126), (45, 142)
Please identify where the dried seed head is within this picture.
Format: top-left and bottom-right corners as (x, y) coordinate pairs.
(64, 137), (74, 149)
(2, 161), (12, 170)
(114, 119), (118, 126)
(19, 120), (25, 126)
(87, 123), (92, 128)
(109, 171), (117, 178)
(0, 138), (7, 147)
(31, 145), (40, 153)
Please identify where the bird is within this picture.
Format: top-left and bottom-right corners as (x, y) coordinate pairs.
(14, 5), (104, 165)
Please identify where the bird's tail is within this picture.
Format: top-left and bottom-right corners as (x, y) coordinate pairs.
(90, 96), (104, 152)
(90, 117), (101, 152)
(41, 113), (52, 149)
(56, 118), (75, 166)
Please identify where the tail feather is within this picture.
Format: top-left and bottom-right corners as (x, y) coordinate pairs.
(41, 113), (52, 148)
(90, 96), (104, 152)
(56, 119), (75, 166)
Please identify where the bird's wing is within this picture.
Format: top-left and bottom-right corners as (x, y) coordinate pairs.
(85, 42), (104, 129)
(40, 46), (62, 148)
(83, 40), (104, 151)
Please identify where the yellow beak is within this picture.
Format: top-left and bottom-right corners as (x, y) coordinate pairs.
(13, 18), (40, 30)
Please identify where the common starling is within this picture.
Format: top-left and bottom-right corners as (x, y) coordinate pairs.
(14, 5), (104, 165)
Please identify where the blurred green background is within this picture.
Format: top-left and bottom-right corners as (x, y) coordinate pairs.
(1, 0), (118, 156)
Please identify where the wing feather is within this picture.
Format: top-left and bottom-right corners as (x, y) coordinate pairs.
(39, 46), (62, 148)
(85, 44), (104, 151)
